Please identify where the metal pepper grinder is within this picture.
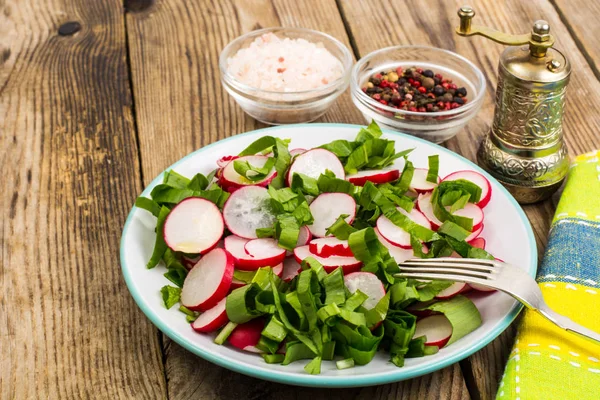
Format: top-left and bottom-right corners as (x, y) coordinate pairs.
(456, 6), (571, 204)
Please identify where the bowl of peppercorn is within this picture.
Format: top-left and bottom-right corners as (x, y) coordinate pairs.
(351, 46), (486, 143)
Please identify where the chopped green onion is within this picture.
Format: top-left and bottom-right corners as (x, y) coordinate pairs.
(214, 321), (238, 345)
(422, 295), (482, 346)
(146, 206), (170, 269)
(437, 221), (471, 241)
(336, 358), (355, 370)
(225, 284), (263, 324)
(291, 173), (320, 196)
(233, 157), (276, 182)
(163, 169), (191, 188)
(135, 197), (161, 217)
(304, 356), (322, 375)
(160, 285), (181, 309)
(323, 268), (346, 306)
(262, 354), (285, 364)
(426, 155), (439, 183)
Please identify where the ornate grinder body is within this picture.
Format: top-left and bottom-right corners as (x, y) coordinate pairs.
(456, 7), (571, 204)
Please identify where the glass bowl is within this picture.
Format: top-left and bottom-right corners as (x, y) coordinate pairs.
(220, 27), (353, 125)
(351, 46), (486, 143)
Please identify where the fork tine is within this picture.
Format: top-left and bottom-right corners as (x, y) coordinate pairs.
(395, 271), (497, 288)
(399, 265), (492, 279)
(401, 261), (496, 273)
(406, 257), (500, 267)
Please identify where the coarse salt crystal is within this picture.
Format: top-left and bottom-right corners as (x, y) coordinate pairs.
(226, 33), (344, 92)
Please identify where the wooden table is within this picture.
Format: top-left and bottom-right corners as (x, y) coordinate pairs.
(2, 0), (600, 398)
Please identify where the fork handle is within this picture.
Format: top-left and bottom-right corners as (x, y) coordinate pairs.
(538, 306), (600, 344)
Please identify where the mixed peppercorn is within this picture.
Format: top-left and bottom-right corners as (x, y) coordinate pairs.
(361, 67), (468, 112)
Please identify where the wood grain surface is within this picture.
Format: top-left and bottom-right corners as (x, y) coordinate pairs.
(3, 0), (600, 398)
(338, 0), (600, 398)
(0, 0), (166, 398)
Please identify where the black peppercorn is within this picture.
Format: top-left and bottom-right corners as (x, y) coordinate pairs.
(453, 97), (465, 104)
(371, 78), (381, 86)
(423, 69), (434, 78)
(433, 85), (445, 96)
(398, 78), (407, 85)
(456, 87), (468, 97)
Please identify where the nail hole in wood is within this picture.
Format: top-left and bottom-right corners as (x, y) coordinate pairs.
(58, 21), (81, 36)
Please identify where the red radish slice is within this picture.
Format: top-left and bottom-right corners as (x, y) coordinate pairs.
(182, 255), (201, 270)
(346, 166), (400, 186)
(180, 248), (234, 311)
(228, 318), (265, 353)
(309, 237), (353, 258)
(435, 282), (470, 299)
(307, 193), (356, 237)
(443, 170), (492, 208)
(417, 192), (483, 232)
(286, 225), (312, 256)
(286, 149), (345, 185)
(191, 297), (229, 333)
(223, 186), (276, 239)
(289, 148), (307, 157)
(376, 207), (431, 249)
(344, 272), (386, 310)
(374, 228), (415, 264)
(468, 237), (486, 249)
(409, 168), (439, 193)
(163, 198), (224, 254)
(217, 155), (239, 168)
(293, 245), (362, 274)
(282, 257), (302, 281)
(220, 155), (277, 191)
(413, 315), (453, 348)
(224, 236), (285, 270)
(465, 224), (483, 242)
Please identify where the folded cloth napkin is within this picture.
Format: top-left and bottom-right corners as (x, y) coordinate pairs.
(497, 151), (600, 400)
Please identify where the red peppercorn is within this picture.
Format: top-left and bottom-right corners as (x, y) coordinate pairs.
(417, 107), (426, 112)
(418, 86), (427, 93)
(374, 73), (383, 79)
(408, 78), (414, 84)
(400, 101), (408, 107)
(408, 106), (418, 112)
(434, 73), (443, 80)
(396, 67), (403, 76)
(380, 100), (388, 105)
(373, 94), (381, 100)
(380, 80), (390, 88)
(426, 103), (433, 111)
(437, 101), (445, 108)
(427, 93), (435, 99)
(441, 82), (449, 90)
(362, 87), (367, 93)
(451, 102), (460, 109)
(449, 83), (458, 90)
(389, 82), (398, 89)
(416, 68), (423, 74)
(412, 81), (421, 88)
(444, 102), (451, 110)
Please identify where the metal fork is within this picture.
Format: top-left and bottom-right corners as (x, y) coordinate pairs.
(396, 258), (600, 344)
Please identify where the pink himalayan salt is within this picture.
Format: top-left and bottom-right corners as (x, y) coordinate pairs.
(226, 33), (344, 92)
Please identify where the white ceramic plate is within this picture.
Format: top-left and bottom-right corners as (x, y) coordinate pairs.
(120, 123), (537, 387)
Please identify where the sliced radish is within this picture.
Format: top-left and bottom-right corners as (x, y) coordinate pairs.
(224, 236), (285, 270)
(289, 148), (307, 157)
(282, 257), (302, 282)
(468, 237), (486, 250)
(228, 318), (265, 353)
(307, 193), (356, 237)
(374, 228), (415, 264)
(180, 248), (234, 311)
(182, 254), (201, 270)
(409, 168), (439, 193)
(222, 186), (276, 239)
(220, 155), (277, 191)
(163, 198), (224, 254)
(376, 207), (431, 249)
(465, 224), (484, 242)
(191, 297), (229, 333)
(443, 170), (492, 208)
(344, 272), (386, 310)
(286, 149), (344, 185)
(413, 315), (453, 348)
(293, 245), (362, 274)
(435, 282), (470, 299)
(309, 237), (353, 258)
(217, 155), (239, 168)
(346, 166), (400, 186)
(416, 192), (483, 232)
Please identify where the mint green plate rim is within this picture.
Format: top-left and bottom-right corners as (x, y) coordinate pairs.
(120, 123), (537, 388)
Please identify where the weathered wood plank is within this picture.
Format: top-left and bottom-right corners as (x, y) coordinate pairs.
(126, 0), (468, 399)
(0, 0), (166, 398)
(339, 0), (600, 398)
(551, 0), (600, 80)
